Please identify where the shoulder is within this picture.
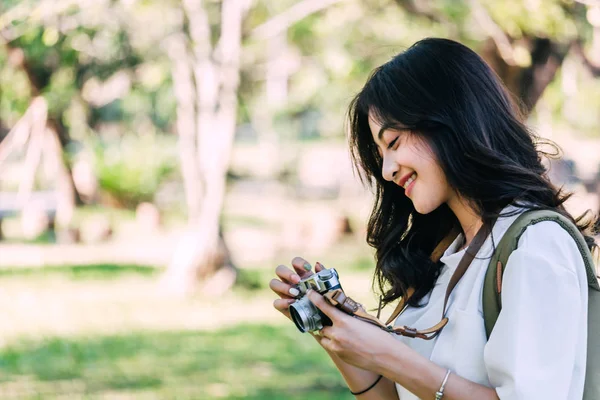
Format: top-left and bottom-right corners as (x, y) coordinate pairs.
(517, 219), (577, 244)
(484, 218), (588, 399)
(509, 219), (584, 277)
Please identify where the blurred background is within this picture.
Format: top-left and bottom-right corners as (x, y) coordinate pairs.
(0, 0), (599, 398)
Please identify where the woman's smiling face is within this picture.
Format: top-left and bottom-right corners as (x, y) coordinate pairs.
(368, 111), (455, 214)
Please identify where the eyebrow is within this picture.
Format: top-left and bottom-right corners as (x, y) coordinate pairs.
(377, 123), (410, 142)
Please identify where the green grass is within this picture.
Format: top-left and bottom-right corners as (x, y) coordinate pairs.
(0, 264), (160, 280)
(235, 268), (275, 292)
(0, 324), (352, 400)
(0, 250), (376, 399)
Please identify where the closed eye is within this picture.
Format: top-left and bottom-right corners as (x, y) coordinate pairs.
(387, 137), (399, 149)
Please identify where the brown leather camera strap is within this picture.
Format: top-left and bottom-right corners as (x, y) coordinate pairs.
(325, 221), (493, 340)
(324, 288), (450, 339)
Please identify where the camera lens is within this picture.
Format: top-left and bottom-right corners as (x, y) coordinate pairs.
(289, 297), (322, 333)
(289, 306), (307, 333)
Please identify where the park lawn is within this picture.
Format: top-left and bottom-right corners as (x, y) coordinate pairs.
(0, 263), (375, 399)
(0, 324), (352, 399)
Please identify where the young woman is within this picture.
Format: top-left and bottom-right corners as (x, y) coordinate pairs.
(270, 38), (597, 399)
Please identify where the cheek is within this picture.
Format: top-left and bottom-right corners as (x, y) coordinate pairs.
(431, 165), (449, 188)
(425, 164), (451, 197)
(413, 152), (442, 182)
(413, 161), (451, 212)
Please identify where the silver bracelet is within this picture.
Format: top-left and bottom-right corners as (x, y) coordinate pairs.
(435, 369), (451, 400)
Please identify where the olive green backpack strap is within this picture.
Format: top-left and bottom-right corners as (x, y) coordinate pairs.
(482, 209), (600, 399)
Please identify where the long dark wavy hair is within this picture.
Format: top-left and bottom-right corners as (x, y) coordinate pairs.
(347, 38), (598, 308)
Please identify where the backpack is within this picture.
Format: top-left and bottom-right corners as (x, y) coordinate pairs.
(482, 209), (600, 399)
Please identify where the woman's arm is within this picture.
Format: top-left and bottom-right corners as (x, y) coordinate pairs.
(307, 290), (499, 400)
(316, 335), (399, 399)
(375, 338), (498, 400)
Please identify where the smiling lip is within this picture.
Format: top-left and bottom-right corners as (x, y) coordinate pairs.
(397, 172), (415, 188)
(405, 179), (416, 197)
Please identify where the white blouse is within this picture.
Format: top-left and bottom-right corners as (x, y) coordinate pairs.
(393, 206), (588, 399)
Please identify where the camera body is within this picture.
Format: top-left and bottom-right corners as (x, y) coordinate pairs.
(289, 268), (343, 333)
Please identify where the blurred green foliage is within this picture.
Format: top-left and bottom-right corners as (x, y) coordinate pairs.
(1, 0), (599, 211)
(91, 134), (178, 207)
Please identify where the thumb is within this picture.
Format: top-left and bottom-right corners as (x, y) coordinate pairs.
(307, 290), (345, 321)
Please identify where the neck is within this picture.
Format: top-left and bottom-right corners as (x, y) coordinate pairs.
(447, 195), (483, 248)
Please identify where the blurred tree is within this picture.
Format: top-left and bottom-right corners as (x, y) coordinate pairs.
(161, 0), (319, 294)
(158, 0), (252, 295)
(0, 0), (175, 214)
(394, 0), (595, 115)
(0, 0), (86, 235)
(573, 0), (600, 77)
(160, 0), (354, 295)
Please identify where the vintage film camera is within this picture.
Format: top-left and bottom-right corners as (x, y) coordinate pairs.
(289, 268), (343, 333)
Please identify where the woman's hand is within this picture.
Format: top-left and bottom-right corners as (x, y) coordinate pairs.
(306, 290), (399, 372)
(270, 257), (325, 320)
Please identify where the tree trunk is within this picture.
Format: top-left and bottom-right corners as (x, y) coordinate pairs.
(164, 31), (203, 220)
(46, 125), (76, 231)
(161, 115), (237, 295)
(518, 38), (571, 114)
(479, 37), (570, 116)
(162, 0), (250, 296)
(164, 0), (345, 295)
(4, 43), (82, 212)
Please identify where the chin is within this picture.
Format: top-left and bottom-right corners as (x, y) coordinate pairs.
(412, 199), (441, 215)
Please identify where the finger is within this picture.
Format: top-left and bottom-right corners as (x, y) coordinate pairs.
(275, 265), (301, 284)
(291, 257), (314, 278)
(315, 261), (325, 273)
(319, 326), (334, 340)
(273, 298), (296, 314)
(319, 336), (336, 352)
(269, 278), (300, 298)
(307, 290), (346, 322)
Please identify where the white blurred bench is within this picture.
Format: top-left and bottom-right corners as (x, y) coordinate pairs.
(0, 191), (57, 240)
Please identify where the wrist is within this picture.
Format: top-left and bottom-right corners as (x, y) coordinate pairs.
(350, 374), (383, 396)
(435, 369), (451, 399)
(369, 332), (403, 375)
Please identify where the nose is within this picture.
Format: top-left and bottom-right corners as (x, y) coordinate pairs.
(381, 155), (399, 182)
